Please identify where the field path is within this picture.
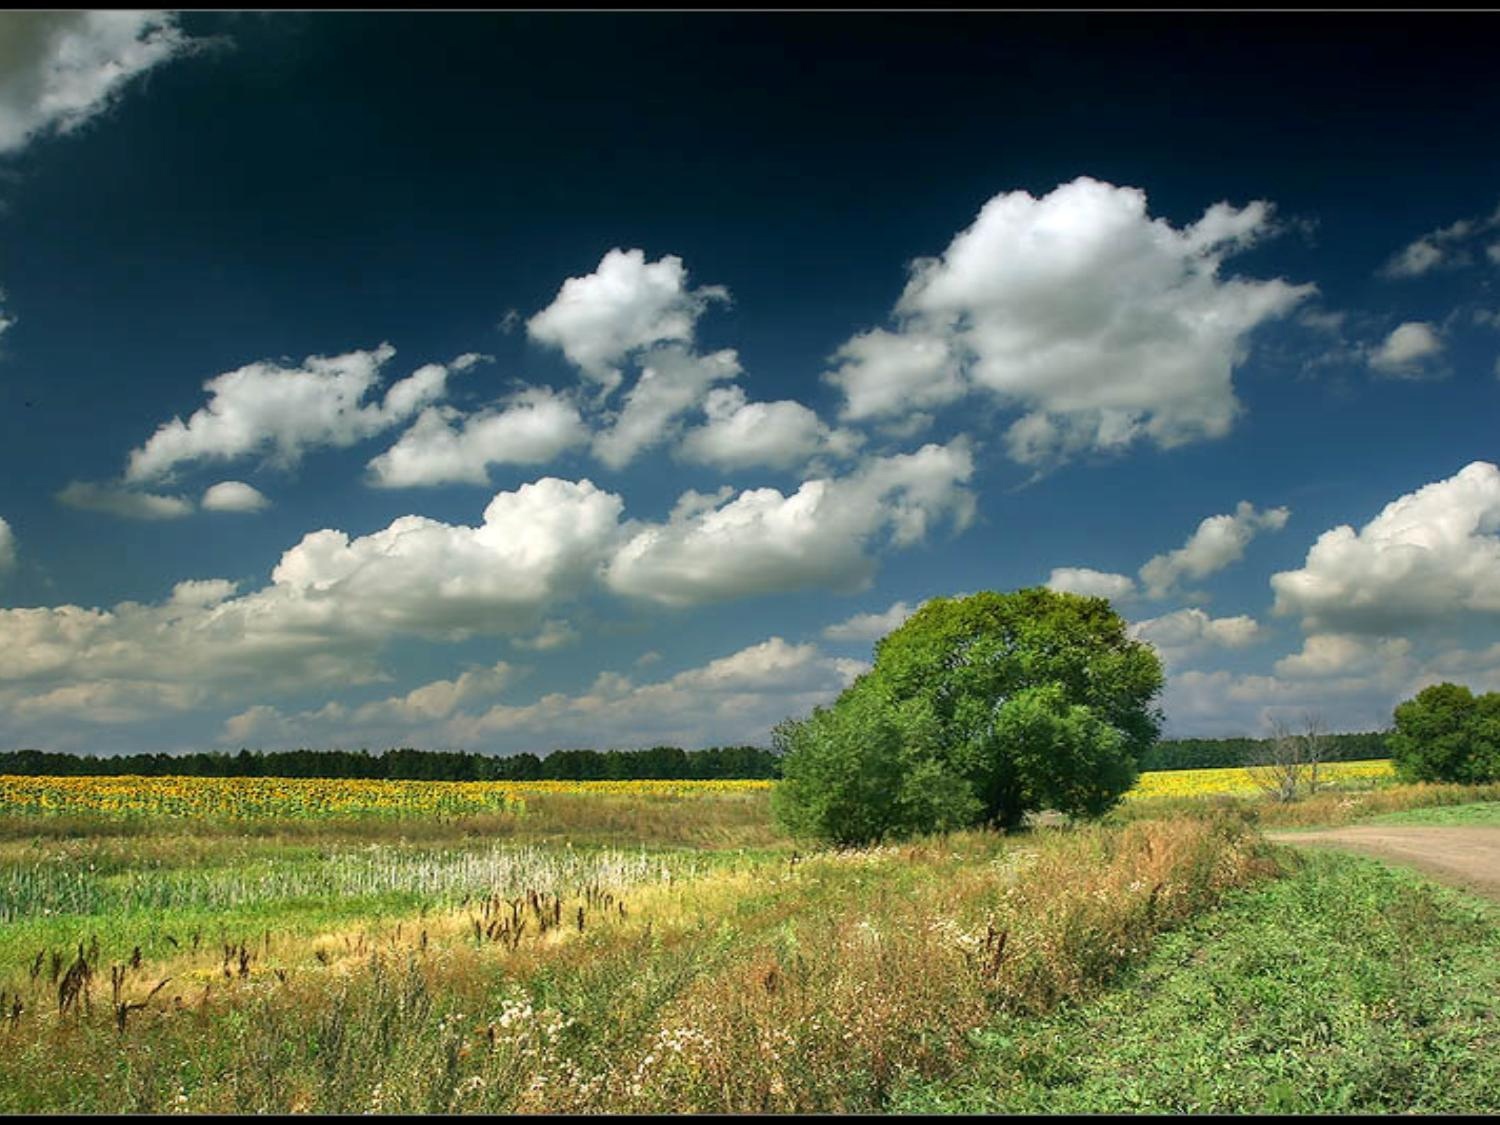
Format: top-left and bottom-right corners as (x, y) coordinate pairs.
(1275, 826), (1500, 903)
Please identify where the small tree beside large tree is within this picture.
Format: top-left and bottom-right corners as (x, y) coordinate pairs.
(772, 588), (1164, 845)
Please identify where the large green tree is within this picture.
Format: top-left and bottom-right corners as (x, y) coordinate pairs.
(772, 588), (1164, 844)
(1389, 682), (1500, 784)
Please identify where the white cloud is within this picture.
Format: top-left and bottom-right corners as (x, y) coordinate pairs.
(220, 636), (865, 754)
(678, 384), (862, 472)
(511, 618), (580, 652)
(1138, 500), (1290, 598)
(526, 248), (728, 394)
(1379, 205), (1500, 278)
(0, 477), (631, 744)
(56, 480), (193, 520)
(1129, 607), (1262, 667)
(201, 480), (269, 512)
(1271, 461), (1500, 634)
(824, 328), (965, 422)
(1368, 321), (1444, 378)
(605, 439), (975, 606)
(822, 599), (918, 642)
(1045, 567), (1138, 601)
(266, 477), (624, 639)
(451, 637), (864, 750)
(0, 11), (192, 155)
(1274, 633), (1412, 679)
(827, 177), (1313, 464)
(125, 344), (458, 482)
(593, 345), (741, 469)
(0, 515), (14, 572)
(367, 387), (588, 488)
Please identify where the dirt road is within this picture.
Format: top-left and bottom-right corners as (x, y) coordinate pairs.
(1277, 826), (1500, 903)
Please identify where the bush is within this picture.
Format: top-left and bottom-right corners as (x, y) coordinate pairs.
(772, 588), (1164, 845)
(1388, 682), (1500, 784)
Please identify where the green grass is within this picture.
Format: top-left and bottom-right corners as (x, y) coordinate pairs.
(1362, 800), (1500, 827)
(892, 847), (1500, 1114)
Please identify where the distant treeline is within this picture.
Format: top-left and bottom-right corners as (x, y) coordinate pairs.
(0, 745), (782, 782)
(0, 733), (1389, 783)
(1140, 731), (1390, 772)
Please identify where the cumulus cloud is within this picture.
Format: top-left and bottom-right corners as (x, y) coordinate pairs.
(56, 480), (193, 520)
(367, 387), (588, 488)
(0, 515), (14, 573)
(1129, 607), (1262, 667)
(1379, 204), (1500, 278)
(1273, 633), (1412, 679)
(201, 480), (269, 512)
(125, 344), (458, 482)
(1271, 461), (1500, 634)
(593, 345), (741, 470)
(822, 600), (918, 643)
(0, 477), (634, 745)
(678, 384), (863, 472)
(527, 248), (729, 395)
(0, 11), (193, 155)
(1045, 567), (1138, 601)
(825, 177), (1313, 465)
(1367, 321), (1445, 378)
(605, 439), (975, 606)
(1138, 501), (1290, 598)
(825, 329), (965, 423)
(266, 477), (625, 639)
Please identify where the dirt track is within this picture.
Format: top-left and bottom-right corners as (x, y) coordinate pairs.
(1277, 826), (1500, 903)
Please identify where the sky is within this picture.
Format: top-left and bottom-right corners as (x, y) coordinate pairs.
(0, 11), (1497, 757)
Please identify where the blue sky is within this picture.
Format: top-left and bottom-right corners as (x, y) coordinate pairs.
(0, 12), (1497, 756)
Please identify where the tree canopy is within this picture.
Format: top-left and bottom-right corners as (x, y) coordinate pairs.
(772, 588), (1164, 845)
(1389, 682), (1500, 784)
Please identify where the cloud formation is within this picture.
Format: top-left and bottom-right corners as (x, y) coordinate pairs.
(201, 480), (270, 512)
(368, 387), (589, 488)
(1367, 321), (1445, 378)
(1379, 203), (1500, 278)
(126, 344), (457, 482)
(56, 480), (193, 520)
(0, 11), (193, 155)
(592, 345), (742, 470)
(1045, 567), (1138, 601)
(1138, 501), (1290, 598)
(223, 636), (864, 754)
(1271, 461), (1500, 634)
(678, 385), (863, 472)
(822, 599), (919, 643)
(1129, 607), (1262, 667)
(826, 177), (1314, 465)
(527, 249), (728, 395)
(605, 440), (975, 606)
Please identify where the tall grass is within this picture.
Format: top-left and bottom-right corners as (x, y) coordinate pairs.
(0, 814), (1277, 1114)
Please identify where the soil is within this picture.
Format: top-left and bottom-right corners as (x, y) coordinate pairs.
(1276, 826), (1500, 904)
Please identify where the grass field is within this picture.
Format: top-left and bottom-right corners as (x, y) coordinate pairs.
(0, 764), (1495, 1112)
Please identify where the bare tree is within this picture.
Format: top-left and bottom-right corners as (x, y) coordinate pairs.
(1248, 712), (1331, 802)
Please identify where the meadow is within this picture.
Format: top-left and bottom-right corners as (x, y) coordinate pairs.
(0, 764), (1496, 1113)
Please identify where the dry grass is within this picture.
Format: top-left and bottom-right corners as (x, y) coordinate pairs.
(0, 813), (1276, 1114)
